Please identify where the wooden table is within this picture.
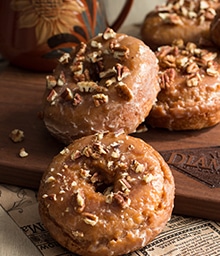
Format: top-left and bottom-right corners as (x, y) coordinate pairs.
(0, 65), (220, 221)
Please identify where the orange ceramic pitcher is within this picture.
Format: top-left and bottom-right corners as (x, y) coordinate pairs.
(0, 0), (133, 71)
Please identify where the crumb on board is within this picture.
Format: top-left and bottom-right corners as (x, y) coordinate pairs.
(19, 147), (28, 158)
(9, 129), (24, 143)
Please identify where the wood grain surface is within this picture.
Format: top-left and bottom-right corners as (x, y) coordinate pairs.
(0, 66), (220, 221)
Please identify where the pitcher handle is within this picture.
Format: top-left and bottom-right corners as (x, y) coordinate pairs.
(110, 0), (134, 31)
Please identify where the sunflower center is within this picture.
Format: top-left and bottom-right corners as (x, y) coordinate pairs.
(32, 0), (63, 19)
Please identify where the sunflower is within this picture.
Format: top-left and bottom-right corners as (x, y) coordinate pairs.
(11, 0), (85, 45)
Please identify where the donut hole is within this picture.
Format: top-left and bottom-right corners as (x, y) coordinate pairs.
(94, 182), (113, 194)
(84, 61), (101, 83)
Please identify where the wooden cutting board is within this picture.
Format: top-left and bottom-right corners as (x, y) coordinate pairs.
(0, 65), (220, 221)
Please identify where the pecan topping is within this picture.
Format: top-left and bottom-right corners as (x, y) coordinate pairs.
(115, 63), (130, 81)
(45, 176), (56, 183)
(77, 81), (106, 93)
(57, 71), (66, 86)
(73, 93), (83, 106)
(70, 150), (82, 160)
(99, 68), (116, 79)
(46, 89), (58, 104)
(131, 160), (145, 173)
(157, 39), (219, 87)
(46, 75), (57, 89)
(156, 0), (217, 23)
(76, 190), (85, 212)
(102, 27), (116, 40)
(58, 52), (71, 64)
(92, 93), (109, 107)
(60, 88), (73, 101)
(82, 212), (99, 226)
(90, 40), (102, 49)
(113, 45), (130, 59)
(115, 82), (133, 101)
(113, 191), (131, 208)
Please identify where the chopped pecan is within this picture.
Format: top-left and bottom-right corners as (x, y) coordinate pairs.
(115, 82), (133, 101)
(90, 40), (102, 49)
(131, 160), (145, 173)
(57, 71), (66, 86)
(92, 142), (108, 155)
(77, 81), (106, 93)
(90, 172), (101, 184)
(46, 75), (57, 89)
(9, 129), (24, 143)
(70, 61), (84, 75)
(113, 45), (130, 59)
(46, 89), (58, 104)
(73, 93), (83, 106)
(102, 27), (116, 40)
(159, 68), (176, 89)
(161, 54), (176, 68)
(186, 73), (201, 87)
(186, 62), (199, 74)
(58, 52), (71, 64)
(99, 67), (116, 79)
(119, 178), (131, 194)
(92, 93), (109, 107)
(60, 88), (73, 101)
(159, 13), (183, 25)
(105, 77), (117, 87)
(143, 173), (155, 183)
(19, 148), (28, 158)
(87, 51), (103, 63)
(45, 176), (56, 183)
(82, 212), (99, 226)
(80, 168), (91, 179)
(75, 42), (87, 57)
(206, 66), (219, 76)
(70, 150), (82, 160)
(111, 148), (121, 159)
(76, 190), (85, 212)
(115, 63), (130, 81)
(113, 191), (131, 208)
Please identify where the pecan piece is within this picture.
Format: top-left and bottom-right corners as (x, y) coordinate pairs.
(113, 191), (131, 208)
(115, 63), (130, 81)
(9, 129), (24, 143)
(47, 89), (58, 104)
(115, 82), (133, 101)
(102, 27), (116, 40)
(19, 147), (28, 158)
(92, 93), (109, 107)
(60, 88), (73, 101)
(113, 45), (130, 59)
(58, 52), (71, 64)
(77, 81), (106, 93)
(46, 75), (57, 89)
(73, 93), (83, 106)
(76, 190), (85, 212)
(82, 212), (99, 226)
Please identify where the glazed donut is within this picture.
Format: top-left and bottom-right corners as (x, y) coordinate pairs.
(210, 7), (220, 47)
(141, 0), (220, 51)
(146, 39), (220, 130)
(38, 132), (175, 256)
(42, 28), (160, 144)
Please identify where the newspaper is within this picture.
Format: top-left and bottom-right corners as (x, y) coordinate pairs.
(1, 184), (220, 256)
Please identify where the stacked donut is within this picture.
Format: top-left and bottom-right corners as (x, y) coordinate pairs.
(141, 0), (220, 131)
(42, 28), (160, 144)
(38, 28), (175, 256)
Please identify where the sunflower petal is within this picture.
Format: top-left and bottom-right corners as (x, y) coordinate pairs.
(36, 20), (53, 45)
(18, 12), (38, 28)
